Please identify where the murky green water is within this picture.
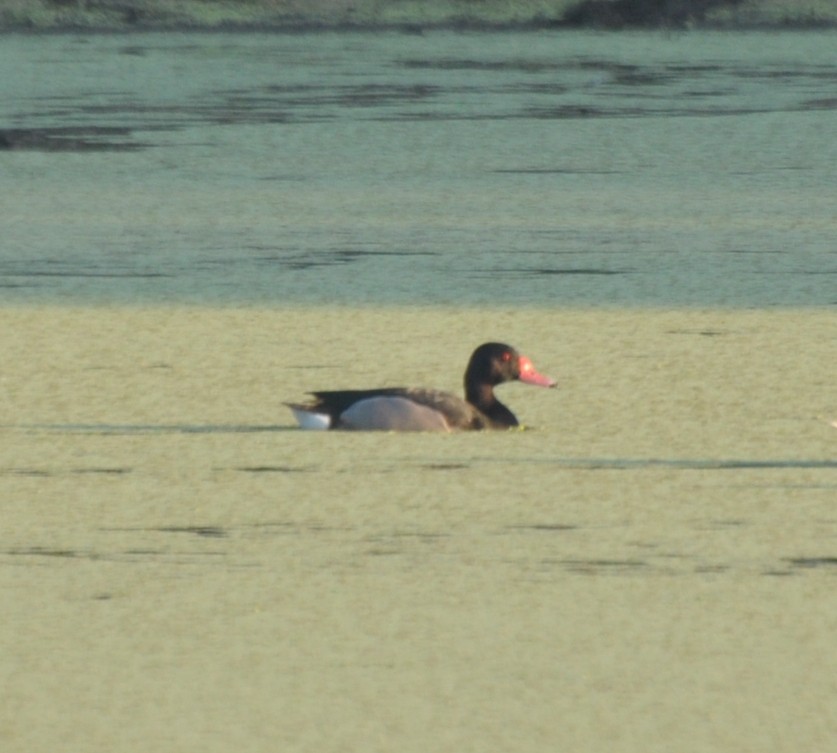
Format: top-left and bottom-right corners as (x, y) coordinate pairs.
(3, 33), (836, 750)
(2, 30), (836, 306)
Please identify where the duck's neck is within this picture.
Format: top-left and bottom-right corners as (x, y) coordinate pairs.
(465, 382), (517, 427)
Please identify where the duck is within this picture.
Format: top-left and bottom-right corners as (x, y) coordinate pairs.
(286, 342), (556, 431)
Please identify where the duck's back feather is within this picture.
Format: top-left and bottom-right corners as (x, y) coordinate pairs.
(298, 387), (487, 431)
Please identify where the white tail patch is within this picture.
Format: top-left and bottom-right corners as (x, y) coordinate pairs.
(288, 406), (331, 430)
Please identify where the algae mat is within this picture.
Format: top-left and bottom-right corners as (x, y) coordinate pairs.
(1, 306), (836, 752)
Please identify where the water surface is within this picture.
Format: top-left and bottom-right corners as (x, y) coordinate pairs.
(2, 30), (836, 306)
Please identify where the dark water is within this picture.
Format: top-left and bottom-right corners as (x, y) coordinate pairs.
(2, 30), (836, 306)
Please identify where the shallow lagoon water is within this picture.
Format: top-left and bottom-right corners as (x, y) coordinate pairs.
(2, 30), (837, 306)
(2, 306), (836, 752)
(1, 30), (836, 753)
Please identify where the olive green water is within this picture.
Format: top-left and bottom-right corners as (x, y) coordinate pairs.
(2, 306), (836, 752)
(1, 30), (836, 753)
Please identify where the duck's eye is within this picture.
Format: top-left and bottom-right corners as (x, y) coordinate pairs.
(501, 351), (512, 362)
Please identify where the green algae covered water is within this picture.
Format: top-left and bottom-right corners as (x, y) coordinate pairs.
(1, 305), (836, 753)
(2, 29), (837, 753)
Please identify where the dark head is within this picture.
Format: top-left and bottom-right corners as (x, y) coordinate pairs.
(464, 342), (556, 391)
(463, 342), (556, 427)
(465, 343), (555, 428)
